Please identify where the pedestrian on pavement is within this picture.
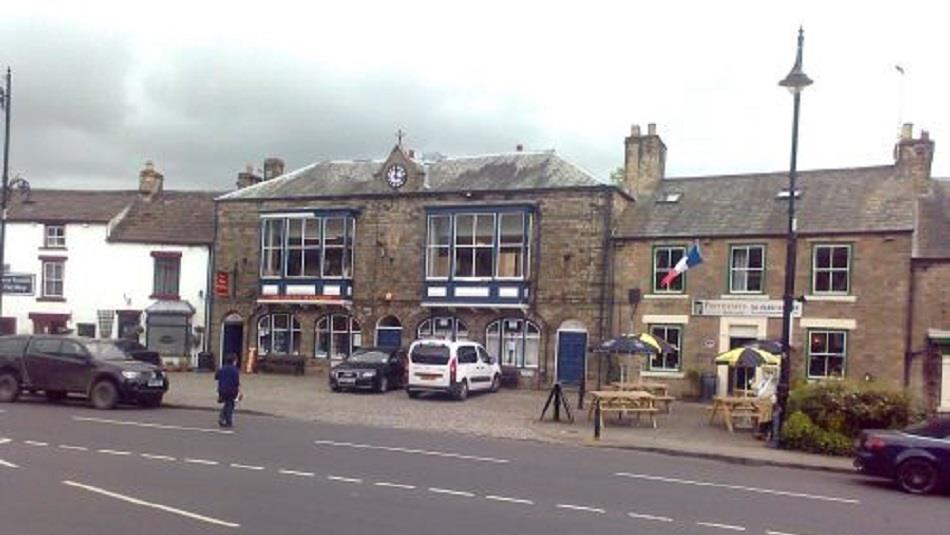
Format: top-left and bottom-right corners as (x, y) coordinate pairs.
(215, 354), (240, 428)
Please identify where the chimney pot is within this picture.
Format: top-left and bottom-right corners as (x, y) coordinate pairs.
(648, 123), (657, 136)
(263, 157), (285, 179)
(145, 160), (154, 171)
(516, 144), (524, 152)
(631, 124), (641, 136)
(921, 130), (930, 140)
(901, 123), (913, 140)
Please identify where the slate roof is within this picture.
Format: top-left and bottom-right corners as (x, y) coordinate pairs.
(108, 191), (222, 245)
(7, 190), (140, 223)
(616, 165), (916, 238)
(219, 151), (607, 201)
(915, 179), (950, 259)
(7, 189), (220, 246)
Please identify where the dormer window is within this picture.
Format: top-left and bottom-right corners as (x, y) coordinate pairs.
(656, 192), (682, 203)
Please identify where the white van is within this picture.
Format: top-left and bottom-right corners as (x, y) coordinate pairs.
(406, 339), (502, 400)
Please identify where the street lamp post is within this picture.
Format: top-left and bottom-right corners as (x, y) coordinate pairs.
(774, 29), (813, 440)
(0, 67), (11, 318)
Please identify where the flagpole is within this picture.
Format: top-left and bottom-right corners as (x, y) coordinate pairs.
(0, 67), (11, 318)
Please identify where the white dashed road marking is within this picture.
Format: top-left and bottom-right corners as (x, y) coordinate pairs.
(0, 437), (10, 445)
(230, 463), (265, 471)
(429, 487), (475, 498)
(63, 480), (240, 528)
(327, 475), (363, 484)
(0, 458), (18, 468)
(374, 482), (416, 490)
(556, 504), (605, 514)
(314, 439), (509, 464)
(73, 416), (233, 435)
(24, 440), (48, 447)
(184, 458), (219, 466)
(766, 531), (807, 535)
(628, 512), (674, 522)
(615, 472), (861, 505)
(279, 469), (315, 477)
(696, 521), (747, 531)
(141, 453), (176, 461)
(485, 495), (534, 505)
(97, 449), (132, 456)
(59, 445), (88, 451)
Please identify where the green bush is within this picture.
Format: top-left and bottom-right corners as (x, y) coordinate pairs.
(780, 411), (852, 456)
(787, 381), (911, 438)
(781, 381), (912, 456)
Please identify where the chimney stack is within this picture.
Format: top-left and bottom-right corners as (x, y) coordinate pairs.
(894, 122), (936, 195)
(263, 157), (285, 180)
(138, 160), (164, 198)
(236, 163), (261, 189)
(623, 123), (666, 198)
(516, 144), (524, 152)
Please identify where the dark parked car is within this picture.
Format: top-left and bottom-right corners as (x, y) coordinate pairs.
(0, 335), (168, 409)
(329, 347), (406, 393)
(112, 339), (162, 367)
(854, 417), (950, 495)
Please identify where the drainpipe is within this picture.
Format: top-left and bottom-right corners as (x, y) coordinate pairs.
(206, 201), (219, 364)
(595, 190), (614, 393)
(903, 259), (916, 388)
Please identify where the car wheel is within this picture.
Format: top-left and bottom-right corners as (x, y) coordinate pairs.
(377, 376), (389, 393)
(331, 384), (341, 393)
(46, 390), (67, 403)
(490, 374), (501, 393)
(0, 372), (20, 403)
(454, 380), (469, 401)
(90, 380), (119, 410)
(407, 388), (420, 399)
(897, 458), (939, 495)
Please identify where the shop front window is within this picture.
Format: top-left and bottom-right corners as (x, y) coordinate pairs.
(485, 318), (540, 368)
(257, 314), (301, 355)
(316, 314), (362, 359)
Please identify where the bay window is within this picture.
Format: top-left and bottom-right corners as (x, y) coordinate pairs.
(260, 214), (355, 279)
(425, 208), (532, 282)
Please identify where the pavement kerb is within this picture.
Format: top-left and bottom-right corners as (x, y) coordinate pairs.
(162, 401), (854, 475)
(583, 441), (856, 475)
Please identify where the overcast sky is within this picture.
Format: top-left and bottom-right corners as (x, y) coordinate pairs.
(1, 1), (947, 191)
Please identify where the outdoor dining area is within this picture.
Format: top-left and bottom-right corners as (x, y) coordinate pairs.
(580, 334), (781, 441)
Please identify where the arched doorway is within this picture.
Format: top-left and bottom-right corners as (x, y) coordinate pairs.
(220, 313), (244, 367)
(375, 316), (403, 348)
(556, 319), (587, 386)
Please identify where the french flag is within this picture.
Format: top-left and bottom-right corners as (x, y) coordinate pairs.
(661, 243), (703, 288)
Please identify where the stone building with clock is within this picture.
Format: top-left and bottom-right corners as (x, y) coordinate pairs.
(209, 144), (627, 388)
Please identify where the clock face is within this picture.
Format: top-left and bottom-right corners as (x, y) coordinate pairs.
(385, 164), (408, 189)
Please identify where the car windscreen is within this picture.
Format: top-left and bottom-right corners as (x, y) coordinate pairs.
(410, 345), (450, 365)
(904, 419), (950, 439)
(348, 351), (390, 364)
(86, 341), (133, 361)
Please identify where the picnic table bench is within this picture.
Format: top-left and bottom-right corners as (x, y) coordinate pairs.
(254, 353), (306, 375)
(588, 390), (660, 430)
(707, 395), (772, 433)
(609, 382), (676, 413)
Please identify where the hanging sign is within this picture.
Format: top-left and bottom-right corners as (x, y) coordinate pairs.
(214, 271), (230, 297)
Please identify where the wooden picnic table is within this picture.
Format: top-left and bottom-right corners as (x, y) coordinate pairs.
(609, 381), (676, 412)
(588, 390), (660, 431)
(707, 395), (773, 433)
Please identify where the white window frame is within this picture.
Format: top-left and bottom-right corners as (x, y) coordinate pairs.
(426, 215), (452, 280)
(259, 218), (285, 279)
(42, 260), (64, 297)
(315, 314), (362, 359)
(496, 212), (529, 280)
(729, 244), (766, 294)
(485, 318), (541, 369)
(285, 217), (322, 279)
(453, 213), (496, 281)
(44, 225), (66, 248)
(653, 246), (686, 293)
(417, 317), (468, 341)
(257, 313), (301, 356)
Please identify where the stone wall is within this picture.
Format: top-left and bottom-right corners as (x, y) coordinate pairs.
(909, 261), (950, 411)
(611, 232), (914, 398)
(209, 187), (624, 389)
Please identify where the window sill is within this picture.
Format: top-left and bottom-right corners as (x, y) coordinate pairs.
(719, 293), (769, 300)
(39, 246), (67, 251)
(643, 293), (689, 300)
(36, 296), (66, 302)
(804, 294), (856, 303)
(640, 370), (685, 379)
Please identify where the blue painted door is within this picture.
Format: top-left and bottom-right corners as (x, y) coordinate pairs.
(556, 331), (587, 385)
(376, 328), (403, 349)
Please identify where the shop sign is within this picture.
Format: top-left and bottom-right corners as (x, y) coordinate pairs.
(214, 271), (230, 297)
(692, 299), (802, 318)
(1, 274), (34, 296)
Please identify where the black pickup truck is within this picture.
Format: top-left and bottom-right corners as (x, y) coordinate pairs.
(0, 335), (168, 409)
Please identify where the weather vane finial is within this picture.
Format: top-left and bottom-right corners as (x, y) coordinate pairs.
(396, 129), (406, 147)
